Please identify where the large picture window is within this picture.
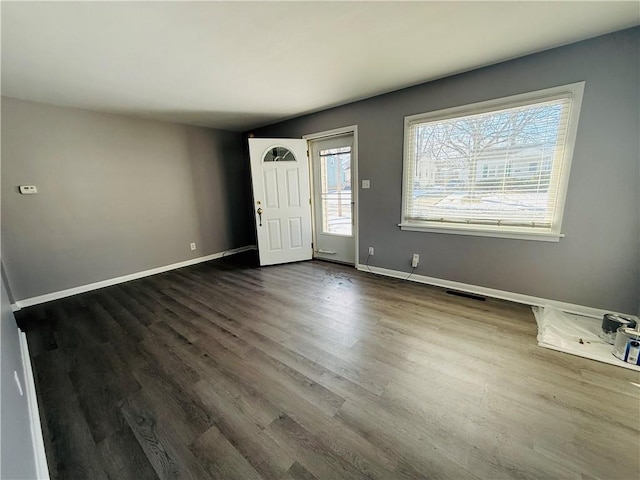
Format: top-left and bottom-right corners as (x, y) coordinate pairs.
(400, 83), (584, 241)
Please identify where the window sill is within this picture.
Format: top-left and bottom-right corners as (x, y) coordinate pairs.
(398, 223), (564, 242)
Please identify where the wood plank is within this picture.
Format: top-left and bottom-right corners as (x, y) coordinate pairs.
(18, 305), (58, 357)
(85, 300), (150, 371)
(171, 341), (282, 430)
(32, 350), (109, 480)
(110, 284), (160, 326)
(120, 390), (213, 480)
(190, 425), (263, 480)
(131, 358), (213, 445)
(265, 414), (369, 480)
(96, 424), (158, 480)
(20, 252), (640, 480)
(192, 378), (294, 479)
(94, 290), (150, 342)
(68, 342), (140, 443)
(281, 461), (318, 480)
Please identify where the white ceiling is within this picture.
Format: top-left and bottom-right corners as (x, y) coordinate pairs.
(2, 1), (638, 132)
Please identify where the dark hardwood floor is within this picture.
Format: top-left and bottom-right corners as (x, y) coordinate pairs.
(18, 252), (640, 479)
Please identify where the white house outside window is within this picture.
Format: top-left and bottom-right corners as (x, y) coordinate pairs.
(400, 82), (585, 241)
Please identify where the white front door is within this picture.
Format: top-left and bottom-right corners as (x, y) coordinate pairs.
(248, 138), (313, 266)
(309, 134), (355, 264)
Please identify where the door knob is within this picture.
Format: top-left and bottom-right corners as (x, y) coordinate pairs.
(257, 207), (263, 226)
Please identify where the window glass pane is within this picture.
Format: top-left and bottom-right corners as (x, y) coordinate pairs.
(320, 149), (352, 235)
(263, 146), (296, 162)
(401, 83), (584, 237)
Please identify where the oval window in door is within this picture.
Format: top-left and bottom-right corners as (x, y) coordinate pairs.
(263, 146), (296, 162)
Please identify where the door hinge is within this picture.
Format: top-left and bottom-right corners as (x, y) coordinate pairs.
(309, 198), (312, 205)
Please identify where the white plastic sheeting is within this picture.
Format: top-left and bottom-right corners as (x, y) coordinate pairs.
(533, 305), (640, 371)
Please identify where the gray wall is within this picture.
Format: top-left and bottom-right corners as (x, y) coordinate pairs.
(1, 262), (38, 479)
(251, 27), (640, 314)
(2, 98), (254, 301)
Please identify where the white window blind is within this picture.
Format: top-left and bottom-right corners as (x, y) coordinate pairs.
(400, 83), (584, 240)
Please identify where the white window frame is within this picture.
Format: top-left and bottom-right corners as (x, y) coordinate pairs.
(399, 82), (585, 242)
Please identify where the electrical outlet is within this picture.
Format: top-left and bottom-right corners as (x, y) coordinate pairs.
(368, 246), (374, 255)
(412, 253), (419, 268)
(190, 242), (196, 251)
(18, 185), (37, 195)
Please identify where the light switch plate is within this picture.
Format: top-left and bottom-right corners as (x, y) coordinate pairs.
(361, 180), (370, 189)
(19, 185), (37, 195)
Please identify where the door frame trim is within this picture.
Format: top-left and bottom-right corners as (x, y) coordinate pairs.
(303, 125), (359, 268)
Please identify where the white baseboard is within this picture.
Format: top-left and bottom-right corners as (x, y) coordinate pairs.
(356, 264), (625, 319)
(12, 245), (256, 310)
(19, 331), (50, 480)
